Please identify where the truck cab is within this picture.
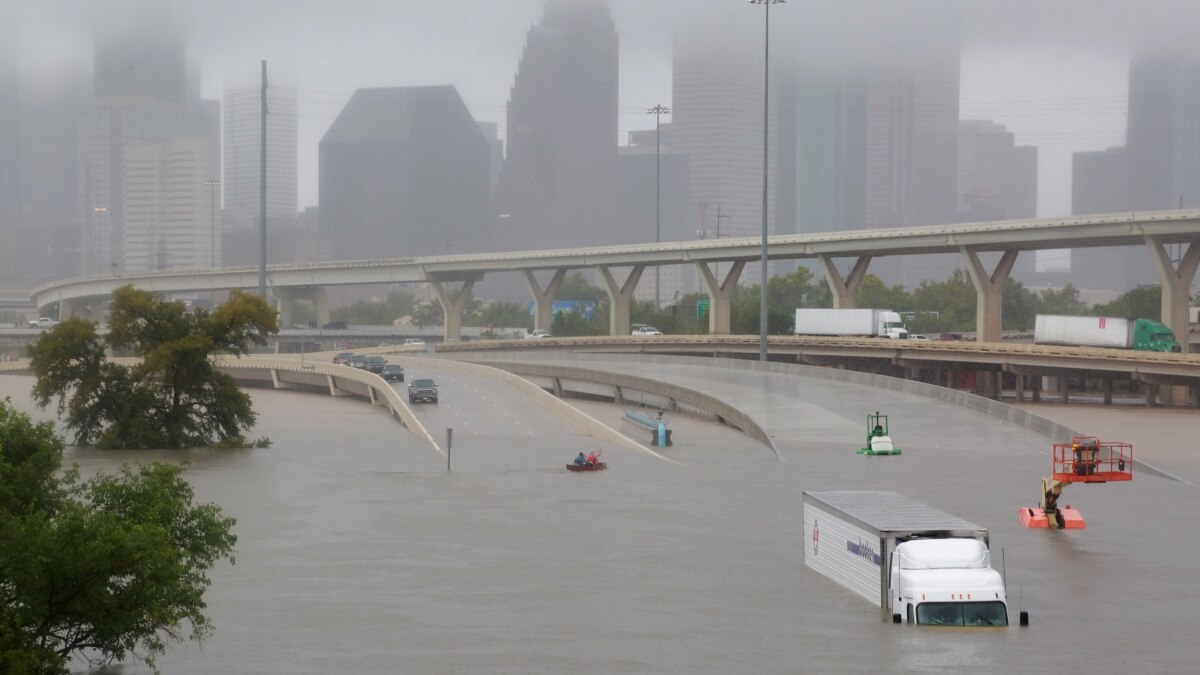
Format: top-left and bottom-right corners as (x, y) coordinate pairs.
(1131, 319), (1180, 352)
(877, 311), (909, 339)
(889, 539), (1010, 626)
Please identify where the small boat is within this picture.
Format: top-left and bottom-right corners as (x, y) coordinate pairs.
(566, 462), (607, 472)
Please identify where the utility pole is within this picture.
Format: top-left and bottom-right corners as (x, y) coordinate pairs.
(258, 60), (268, 300)
(646, 104), (670, 309)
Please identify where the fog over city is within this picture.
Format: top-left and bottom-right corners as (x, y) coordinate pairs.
(3, 0), (1200, 293)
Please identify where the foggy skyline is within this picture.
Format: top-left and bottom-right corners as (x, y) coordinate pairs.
(6, 0), (1200, 237)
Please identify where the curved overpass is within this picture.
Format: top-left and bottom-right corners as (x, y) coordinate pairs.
(30, 209), (1200, 347)
(436, 335), (1200, 406)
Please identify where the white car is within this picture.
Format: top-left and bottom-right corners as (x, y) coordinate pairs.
(524, 330), (553, 339)
(28, 317), (59, 329)
(910, 334), (930, 341)
(403, 338), (426, 345)
(632, 325), (663, 336)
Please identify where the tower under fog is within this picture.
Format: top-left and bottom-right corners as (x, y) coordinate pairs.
(319, 86), (490, 261)
(491, 0), (619, 253)
(79, 0), (220, 274)
(223, 87), (298, 231)
(1072, 42), (1200, 294)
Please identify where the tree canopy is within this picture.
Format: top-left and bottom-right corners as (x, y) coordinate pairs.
(0, 399), (237, 674)
(27, 286), (277, 449)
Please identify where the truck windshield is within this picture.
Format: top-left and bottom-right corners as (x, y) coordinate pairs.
(916, 601), (1008, 627)
(884, 322), (904, 329)
(1151, 333), (1175, 342)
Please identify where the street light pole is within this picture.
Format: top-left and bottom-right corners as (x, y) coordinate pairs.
(646, 104), (670, 309)
(205, 179), (221, 268)
(750, 0), (783, 361)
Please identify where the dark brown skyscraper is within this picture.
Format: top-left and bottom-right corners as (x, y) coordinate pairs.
(491, 0), (619, 252)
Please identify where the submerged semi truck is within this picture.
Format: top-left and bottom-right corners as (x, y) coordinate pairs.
(803, 491), (1027, 627)
(1033, 314), (1180, 352)
(793, 309), (908, 339)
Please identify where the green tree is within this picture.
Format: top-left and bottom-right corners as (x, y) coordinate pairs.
(0, 399), (237, 674)
(854, 274), (911, 311)
(556, 272), (608, 304)
(910, 269), (977, 331)
(1093, 285), (1161, 320)
(28, 286), (277, 449)
(1036, 284), (1088, 316)
(1002, 278), (1038, 330)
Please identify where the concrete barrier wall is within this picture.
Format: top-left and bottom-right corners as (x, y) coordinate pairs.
(454, 353), (1080, 446)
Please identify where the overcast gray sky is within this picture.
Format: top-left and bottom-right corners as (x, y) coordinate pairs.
(8, 0), (1200, 246)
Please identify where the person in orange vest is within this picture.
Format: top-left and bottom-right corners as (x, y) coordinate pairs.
(585, 450), (600, 465)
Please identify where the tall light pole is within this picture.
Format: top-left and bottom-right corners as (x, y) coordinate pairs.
(750, 0), (783, 361)
(205, 179), (221, 268)
(646, 104), (670, 309)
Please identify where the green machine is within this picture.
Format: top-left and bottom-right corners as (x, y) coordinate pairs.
(858, 412), (902, 456)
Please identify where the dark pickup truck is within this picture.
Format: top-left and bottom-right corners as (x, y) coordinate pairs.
(407, 378), (438, 404)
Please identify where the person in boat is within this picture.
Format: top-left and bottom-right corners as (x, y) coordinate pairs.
(574, 452), (587, 467)
(585, 450), (600, 465)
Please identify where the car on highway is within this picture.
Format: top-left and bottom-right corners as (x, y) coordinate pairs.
(363, 355), (387, 374)
(524, 330), (552, 339)
(910, 335), (930, 341)
(332, 352), (355, 365)
(632, 324), (663, 336)
(404, 338), (426, 346)
(382, 364), (405, 382)
(349, 355), (367, 369)
(28, 317), (59, 329)
(322, 320), (348, 330)
(408, 378), (439, 404)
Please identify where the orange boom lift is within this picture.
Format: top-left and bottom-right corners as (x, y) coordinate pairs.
(1019, 435), (1133, 530)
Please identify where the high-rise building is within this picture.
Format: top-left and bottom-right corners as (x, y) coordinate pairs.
(957, 120), (1037, 282)
(863, 41), (961, 287)
(14, 74), (89, 283)
(78, 101), (219, 274)
(223, 87), (298, 230)
(476, 121), (504, 195)
(618, 125), (689, 303)
(123, 136), (217, 272)
(491, 0), (619, 253)
(0, 45), (20, 282)
(319, 86), (490, 261)
(1071, 146), (1131, 291)
(672, 18), (775, 262)
(79, 2), (219, 275)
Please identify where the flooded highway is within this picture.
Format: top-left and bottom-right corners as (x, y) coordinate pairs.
(2, 353), (1197, 674)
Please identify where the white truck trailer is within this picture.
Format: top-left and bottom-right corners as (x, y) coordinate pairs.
(1033, 314), (1180, 352)
(803, 491), (1026, 627)
(794, 309), (908, 339)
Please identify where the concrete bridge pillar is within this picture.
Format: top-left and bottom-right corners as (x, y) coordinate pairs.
(818, 255), (872, 309)
(597, 265), (645, 336)
(961, 248), (1018, 344)
(1146, 237), (1199, 406)
(695, 260), (745, 335)
(312, 287), (330, 327)
(274, 293), (296, 329)
(430, 279), (475, 342)
(525, 269), (566, 333)
(1145, 237), (1199, 354)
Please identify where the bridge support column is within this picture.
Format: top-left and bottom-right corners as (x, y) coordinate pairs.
(58, 299), (80, 321)
(1146, 237), (1199, 405)
(312, 287), (329, 327)
(274, 294), (295, 329)
(818, 255), (871, 309)
(430, 279), (475, 342)
(961, 248), (1018, 344)
(1015, 374), (1024, 402)
(525, 269), (566, 333)
(695, 260), (745, 335)
(597, 265), (644, 336)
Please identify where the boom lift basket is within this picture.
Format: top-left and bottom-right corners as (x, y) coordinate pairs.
(1051, 436), (1133, 484)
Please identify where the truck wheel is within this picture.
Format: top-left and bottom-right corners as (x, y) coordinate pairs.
(1019, 611), (1029, 626)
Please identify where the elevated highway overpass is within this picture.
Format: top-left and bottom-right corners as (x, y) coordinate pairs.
(29, 209), (1200, 353)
